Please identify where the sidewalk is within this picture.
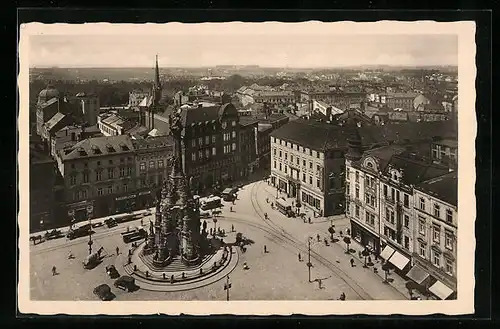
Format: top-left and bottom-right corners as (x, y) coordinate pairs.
(259, 182), (422, 300)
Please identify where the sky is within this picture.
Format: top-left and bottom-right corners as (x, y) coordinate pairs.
(26, 23), (459, 68)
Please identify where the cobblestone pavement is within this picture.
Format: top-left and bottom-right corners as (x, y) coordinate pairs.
(29, 181), (413, 301)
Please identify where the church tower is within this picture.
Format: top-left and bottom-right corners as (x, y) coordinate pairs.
(152, 54), (162, 107)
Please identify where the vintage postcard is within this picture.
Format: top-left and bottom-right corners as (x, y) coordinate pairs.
(18, 21), (476, 315)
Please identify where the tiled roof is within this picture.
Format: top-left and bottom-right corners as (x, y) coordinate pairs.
(270, 119), (457, 152)
(59, 135), (134, 161)
(416, 171), (457, 206)
(239, 117), (259, 127)
(383, 154), (450, 186)
(132, 135), (174, 150)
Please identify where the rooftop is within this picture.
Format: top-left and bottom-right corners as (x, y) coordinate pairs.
(384, 154), (450, 186)
(270, 119), (457, 152)
(132, 135), (174, 150)
(239, 116), (259, 127)
(59, 135), (134, 161)
(416, 171), (457, 207)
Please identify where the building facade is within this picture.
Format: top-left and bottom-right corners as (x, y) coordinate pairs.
(412, 171), (457, 300)
(30, 137), (57, 232)
(54, 135), (137, 221)
(133, 136), (175, 209)
(239, 117), (259, 178)
(179, 103), (241, 193)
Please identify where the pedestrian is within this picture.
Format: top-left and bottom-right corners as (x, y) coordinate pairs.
(308, 217), (311, 224)
(358, 250), (362, 258)
(339, 292), (346, 300)
(116, 246), (120, 256)
(350, 258), (354, 267)
(231, 224), (234, 232)
(368, 256), (372, 264)
(271, 202), (274, 209)
(318, 279), (322, 289)
(264, 245), (267, 253)
(316, 234), (320, 242)
(298, 252), (302, 261)
(346, 228), (351, 235)
(140, 218), (143, 226)
(52, 266), (57, 276)
(230, 206), (233, 212)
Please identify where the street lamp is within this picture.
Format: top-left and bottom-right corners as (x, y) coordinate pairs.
(213, 218), (218, 237)
(223, 275), (232, 301)
(87, 206), (93, 255)
(307, 237), (313, 282)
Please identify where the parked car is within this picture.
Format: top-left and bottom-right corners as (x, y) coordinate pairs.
(200, 210), (212, 218)
(92, 222), (104, 228)
(105, 265), (120, 279)
(44, 229), (63, 240)
(104, 218), (117, 228)
(93, 284), (114, 301)
(114, 276), (137, 292)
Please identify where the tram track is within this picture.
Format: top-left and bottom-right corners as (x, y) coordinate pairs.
(248, 181), (374, 300)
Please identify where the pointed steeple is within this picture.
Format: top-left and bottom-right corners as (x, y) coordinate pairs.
(154, 54), (161, 89)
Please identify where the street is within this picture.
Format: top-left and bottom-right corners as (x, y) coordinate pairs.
(30, 181), (408, 301)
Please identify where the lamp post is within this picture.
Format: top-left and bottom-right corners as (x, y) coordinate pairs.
(307, 237), (313, 282)
(87, 206), (93, 255)
(213, 218), (218, 237)
(223, 275), (232, 301)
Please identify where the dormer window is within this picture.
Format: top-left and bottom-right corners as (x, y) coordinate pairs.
(91, 145), (102, 155)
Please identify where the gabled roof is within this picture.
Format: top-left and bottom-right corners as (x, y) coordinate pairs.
(416, 171), (457, 207)
(132, 135), (174, 149)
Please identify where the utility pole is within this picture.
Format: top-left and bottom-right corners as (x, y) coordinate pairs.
(307, 237), (312, 282)
(224, 275), (232, 301)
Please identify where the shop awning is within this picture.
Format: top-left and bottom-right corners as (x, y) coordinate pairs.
(388, 250), (410, 270)
(429, 280), (454, 300)
(380, 245), (395, 260)
(406, 265), (430, 285)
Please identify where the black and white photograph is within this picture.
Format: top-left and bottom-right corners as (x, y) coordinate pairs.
(18, 21), (476, 315)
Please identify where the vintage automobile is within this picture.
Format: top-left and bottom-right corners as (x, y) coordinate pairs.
(93, 284), (114, 301)
(199, 209), (212, 218)
(105, 265), (120, 279)
(44, 229), (63, 240)
(104, 218), (118, 228)
(92, 221), (104, 228)
(114, 276), (137, 292)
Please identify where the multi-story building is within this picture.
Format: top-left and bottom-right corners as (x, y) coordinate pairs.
(238, 117), (259, 178)
(253, 91), (296, 104)
(179, 103), (241, 193)
(133, 136), (175, 209)
(49, 124), (84, 158)
(384, 92), (419, 111)
(97, 112), (135, 136)
(257, 123), (273, 169)
(431, 138), (458, 169)
(411, 171), (457, 300)
(54, 135), (136, 221)
(30, 136), (57, 232)
(129, 90), (151, 108)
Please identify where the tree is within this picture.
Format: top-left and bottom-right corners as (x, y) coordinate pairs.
(382, 263), (392, 283)
(343, 236), (351, 253)
(405, 281), (419, 298)
(361, 249), (370, 268)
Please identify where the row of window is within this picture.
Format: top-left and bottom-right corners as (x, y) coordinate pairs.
(273, 149), (323, 171)
(223, 143), (237, 154)
(350, 169), (454, 224)
(69, 157), (133, 169)
(383, 225), (411, 249)
(418, 243), (455, 275)
(271, 138), (322, 159)
(72, 183), (130, 201)
(301, 191), (321, 209)
(418, 217), (455, 251)
(139, 159), (165, 171)
(69, 167), (133, 185)
(273, 161), (322, 188)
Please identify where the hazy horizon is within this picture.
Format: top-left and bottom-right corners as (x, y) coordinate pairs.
(27, 24), (458, 69)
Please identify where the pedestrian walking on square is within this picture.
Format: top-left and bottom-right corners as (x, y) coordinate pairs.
(52, 266), (57, 276)
(116, 246), (120, 256)
(350, 258), (354, 267)
(339, 292), (346, 301)
(318, 279), (322, 289)
(231, 224), (234, 232)
(140, 218), (143, 226)
(264, 245), (267, 253)
(316, 234), (320, 242)
(308, 217), (311, 224)
(298, 252), (302, 261)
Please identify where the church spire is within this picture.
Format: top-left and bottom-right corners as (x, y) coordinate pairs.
(154, 54), (161, 89)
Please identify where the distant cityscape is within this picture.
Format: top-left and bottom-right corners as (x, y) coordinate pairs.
(29, 54), (458, 302)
